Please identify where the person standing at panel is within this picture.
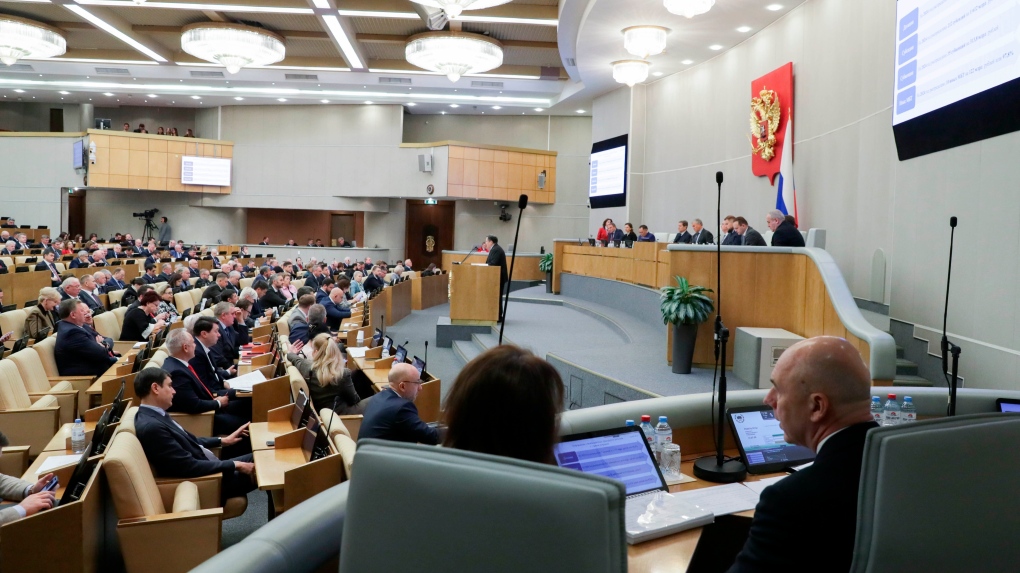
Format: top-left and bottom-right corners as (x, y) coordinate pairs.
(483, 235), (508, 322)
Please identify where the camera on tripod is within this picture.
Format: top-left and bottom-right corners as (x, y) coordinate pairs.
(134, 208), (159, 220)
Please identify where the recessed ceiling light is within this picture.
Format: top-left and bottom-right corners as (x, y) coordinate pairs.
(534, 108), (544, 112)
(13, 89), (25, 93)
(441, 111), (446, 115)
(709, 44), (723, 50)
(491, 105), (501, 110)
(766, 4), (783, 10)
(321, 99), (329, 103)
(406, 102), (416, 106)
(652, 71), (664, 76)
(278, 98), (287, 102)
(364, 101), (373, 104)
(59, 91), (70, 95)
(681, 59), (694, 65)
(234, 96), (244, 100)
(737, 26), (752, 33)
(449, 104), (459, 108)
(190, 95), (201, 99)
(576, 109), (585, 113)
(104, 92), (114, 96)
(147, 94), (157, 98)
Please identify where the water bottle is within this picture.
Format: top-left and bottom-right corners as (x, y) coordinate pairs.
(870, 396), (883, 423)
(901, 396), (917, 423)
(639, 415), (655, 450)
(356, 330), (364, 347)
(654, 416), (673, 465)
(71, 418), (87, 454)
(625, 419), (635, 427)
(882, 394), (901, 426)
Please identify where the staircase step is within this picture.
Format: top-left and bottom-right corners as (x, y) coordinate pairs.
(895, 358), (919, 376)
(896, 345), (904, 359)
(892, 375), (935, 388)
(452, 340), (483, 365)
(473, 332), (500, 351)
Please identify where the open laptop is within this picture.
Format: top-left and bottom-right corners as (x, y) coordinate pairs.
(727, 405), (815, 475)
(555, 426), (667, 498)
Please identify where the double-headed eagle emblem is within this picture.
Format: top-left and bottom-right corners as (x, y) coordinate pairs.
(749, 88), (781, 161)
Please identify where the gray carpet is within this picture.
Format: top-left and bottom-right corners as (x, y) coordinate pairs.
(222, 489), (270, 548)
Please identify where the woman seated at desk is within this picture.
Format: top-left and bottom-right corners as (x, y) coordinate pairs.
(287, 333), (369, 415)
(120, 290), (168, 342)
(24, 287), (60, 339)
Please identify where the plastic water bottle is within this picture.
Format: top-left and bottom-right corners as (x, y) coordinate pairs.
(882, 394), (901, 426)
(901, 396), (917, 423)
(654, 416), (673, 465)
(870, 396), (883, 423)
(71, 418), (87, 454)
(625, 419), (635, 427)
(639, 415), (655, 450)
(356, 330), (364, 347)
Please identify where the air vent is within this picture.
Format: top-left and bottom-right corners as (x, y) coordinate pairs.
(6, 64), (34, 72)
(190, 70), (224, 78)
(95, 67), (130, 75)
(285, 73), (318, 80)
(470, 80), (503, 88)
(379, 77), (411, 85)
(566, 57), (576, 67)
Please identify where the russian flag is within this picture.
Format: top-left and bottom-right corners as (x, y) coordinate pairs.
(775, 116), (798, 225)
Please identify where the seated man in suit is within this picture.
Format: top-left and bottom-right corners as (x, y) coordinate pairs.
(0, 239), (14, 255)
(90, 248), (108, 267)
(690, 218), (715, 244)
(727, 336), (878, 573)
(636, 225), (656, 242)
(362, 265), (387, 293)
(91, 271), (110, 295)
(315, 277), (335, 305)
(360, 363), (439, 445)
(260, 273), (289, 310)
(174, 267), (193, 292)
(287, 294), (315, 344)
(0, 258), (6, 274)
(77, 275), (104, 311)
(721, 215), (742, 246)
(35, 249), (63, 287)
(194, 268), (213, 289)
(190, 317), (237, 389)
(110, 243), (126, 259)
(132, 367), (255, 503)
(169, 243), (187, 261)
(141, 263), (159, 285)
(55, 299), (117, 376)
(672, 220), (693, 244)
(201, 272), (228, 305)
(323, 284), (352, 330)
(767, 209), (806, 247)
(156, 263), (174, 283)
(604, 222), (624, 244)
(0, 464), (57, 525)
(69, 250), (93, 269)
(733, 216), (767, 246)
(163, 328), (249, 438)
(211, 302), (242, 364)
(305, 264), (325, 289)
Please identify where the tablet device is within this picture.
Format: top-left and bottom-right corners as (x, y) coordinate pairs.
(727, 405), (815, 475)
(394, 345), (407, 364)
(996, 398), (1020, 413)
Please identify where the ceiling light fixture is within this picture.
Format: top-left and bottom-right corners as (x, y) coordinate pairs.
(663, 0), (715, 18)
(652, 71), (664, 76)
(234, 96), (244, 100)
(181, 22), (285, 74)
(277, 98), (287, 101)
(681, 59), (694, 65)
(0, 14), (67, 67)
(406, 102), (416, 106)
(321, 99), (329, 103)
(766, 4), (784, 11)
(322, 14), (363, 69)
(191, 95), (201, 99)
(407, 0), (510, 20)
(65, 5), (167, 62)
(59, 90), (70, 95)
(441, 111), (446, 114)
(13, 89), (25, 93)
(491, 105), (501, 109)
(576, 109), (585, 113)
(534, 108), (543, 112)
(405, 31), (503, 83)
(147, 93), (157, 97)
(104, 92), (114, 96)
(709, 44), (723, 50)
(737, 26), (752, 33)
(612, 60), (649, 87)
(622, 26), (669, 59)
(364, 100), (373, 104)
(449, 104), (459, 107)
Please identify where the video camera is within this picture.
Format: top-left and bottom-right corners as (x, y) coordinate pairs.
(133, 208), (159, 220)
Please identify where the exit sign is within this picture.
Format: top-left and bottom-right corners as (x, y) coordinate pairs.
(424, 199), (438, 205)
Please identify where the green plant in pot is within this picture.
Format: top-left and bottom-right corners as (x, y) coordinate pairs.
(539, 252), (554, 293)
(660, 276), (714, 374)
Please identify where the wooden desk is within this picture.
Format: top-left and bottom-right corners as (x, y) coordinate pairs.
(253, 447), (307, 491)
(385, 279), (412, 326)
(0, 270), (51, 308)
(441, 251), (545, 281)
(249, 420), (294, 451)
(411, 273), (449, 310)
(449, 263), (500, 324)
(349, 354), (441, 423)
(44, 422), (97, 452)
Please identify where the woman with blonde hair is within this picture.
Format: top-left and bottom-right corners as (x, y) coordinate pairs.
(24, 287), (61, 339)
(287, 333), (368, 415)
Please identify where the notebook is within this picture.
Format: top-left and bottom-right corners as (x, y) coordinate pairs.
(727, 405), (816, 475)
(555, 426), (714, 544)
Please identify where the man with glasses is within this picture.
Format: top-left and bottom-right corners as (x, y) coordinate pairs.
(358, 363), (439, 444)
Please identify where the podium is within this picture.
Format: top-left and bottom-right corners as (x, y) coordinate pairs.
(450, 263), (500, 324)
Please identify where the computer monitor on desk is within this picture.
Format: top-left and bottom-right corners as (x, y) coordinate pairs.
(412, 356), (425, 377)
(394, 345), (407, 364)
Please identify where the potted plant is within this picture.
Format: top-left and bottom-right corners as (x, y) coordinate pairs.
(660, 276), (714, 374)
(538, 252), (554, 293)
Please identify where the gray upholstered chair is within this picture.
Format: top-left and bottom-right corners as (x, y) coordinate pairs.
(851, 413), (1020, 572)
(339, 439), (627, 573)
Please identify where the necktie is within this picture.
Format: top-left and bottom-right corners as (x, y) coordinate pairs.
(187, 364), (216, 398)
(203, 347), (221, 384)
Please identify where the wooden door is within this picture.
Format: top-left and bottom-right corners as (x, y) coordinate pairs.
(68, 190), (86, 237)
(49, 108), (63, 132)
(331, 214), (356, 246)
(405, 200), (455, 270)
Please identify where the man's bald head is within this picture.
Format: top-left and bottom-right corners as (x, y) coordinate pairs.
(388, 363), (422, 400)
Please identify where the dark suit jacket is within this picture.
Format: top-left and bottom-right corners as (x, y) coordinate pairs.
(202, 284), (224, 304)
(359, 388), (439, 445)
(728, 421), (878, 573)
(69, 259), (91, 269)
(134, 406), (232, 479)
(260, 288), (287, 310)
(605, 229), (624, 243)
(721, 231), (741, 246)
(363, 274), (385, 293)
(145, 254), (160, 266)
(322, 298), (351, 330)
(77, 290), (103, 312)
(770, 220), (806, 247)
(55, 320), (116, 376)
(742, 228), (767, 247)
(485, 243), (508, 286)
(691, 229), (715, 244)
(142, 273), (159, 285)
(190, 342), (233, 394)
(34, 261), (61, 286)
(121, 286), (139, 306)
(164, 357), (220, 414)
(305, 274), (325, 289)
(672, 231), (693, 244)
(213, 321), (240, 364)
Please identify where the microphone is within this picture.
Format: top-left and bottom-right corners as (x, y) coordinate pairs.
(499, 195), (529, 343)
(942, 216), (961, 416)
(423, 340), (429, 379)
(323, 395), (340, 438)
(518, 194), (528, 209)
(457, 246), (480, 265)
(716, 171), (723, 184)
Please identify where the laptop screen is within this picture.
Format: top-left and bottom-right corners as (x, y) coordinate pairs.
(728, 406), (815, 473)
(554, 426), (667, 496)
(394, 345), (407, 364)
(382, 336), (393, 354)
(412, 356), (425, 376)
(291, 390), (310, 429)
(997, 398), (1020, 413)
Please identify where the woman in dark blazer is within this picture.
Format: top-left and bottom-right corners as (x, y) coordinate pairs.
(24, 288), (61, 339)
(119, 290), (168, 341)
(287, 333), (367, 415)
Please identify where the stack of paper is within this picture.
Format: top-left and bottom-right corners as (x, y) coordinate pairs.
(625, 491), (715, 544)
(346, 347), (369, 358)
(673, 483), (762, 516)
(35, 454), (83, 477)
(227, 370), (268, 392)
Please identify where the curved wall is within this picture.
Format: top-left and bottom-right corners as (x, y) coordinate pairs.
(601, 0), (1020, 390)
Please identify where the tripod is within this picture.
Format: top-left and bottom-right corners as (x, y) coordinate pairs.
(141, 218), (158, 243)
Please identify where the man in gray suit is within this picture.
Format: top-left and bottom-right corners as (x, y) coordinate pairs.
(0, 433), (57, 524)
(734, 216), (767, 246)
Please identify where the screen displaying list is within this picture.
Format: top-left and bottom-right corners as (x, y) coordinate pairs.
(589, 144), (627, 199)
(181, 156), (232, 186)
(893, 0), (1020, 125)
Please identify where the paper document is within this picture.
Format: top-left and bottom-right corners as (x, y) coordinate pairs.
(227, 370), (267, 392)
(792, 461), (813, 472)
(132, 342), (146, 349)
(625, 491), (715, 544)
(741, 476), (786, 496)
(346, 347), (369, 358)
(673, 483), (761, 516)
(470, 263), (489, 266)
(36, 454), (83, 477)
(664, 472), (697, 486)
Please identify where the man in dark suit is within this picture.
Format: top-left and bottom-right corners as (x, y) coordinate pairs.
(721, 216), (742, 246)
(305, 265), (326, 289)
(734, 217), (767, 246)
(767, 209), (806, 247)
(163, 328), (248, 437)
(484, 235), (508, 322)
(260, 275), (288, 310)
(0, 259), (6, 274)
(690, 219), (715, 244)
(106, 269), (127, 292)
(315, 277), (334, 305)
(35, 250), (62, 287)
(604, 222), (624, 244)
(727, 337), (878, 573)
(144, 244), (160, 267)
(54, 299), (117, 376)
(202, 272), (228, 305)
(130, 239), (145, 256)
(190, 319), (235, 390)
(286, 294), (314, 345)
(359, 363), (439, 445)
(672, 220), (693, 244)
(211, 302), (241, 364)
(156, 263), (174, 283)
(132, 368), (254, 503)
(323, 286), (352, 330)
(141, 264), (159, 285)
(13, 233), (30, 251)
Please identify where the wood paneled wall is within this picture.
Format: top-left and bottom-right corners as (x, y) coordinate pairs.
(445, 144), (557, 204)
(246, 209), (364, 247)
(86, 129), (232, 193)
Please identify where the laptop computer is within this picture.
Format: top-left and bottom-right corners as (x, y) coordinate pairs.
(996, 398), (1020, 413)
(727, 405), (815, 475)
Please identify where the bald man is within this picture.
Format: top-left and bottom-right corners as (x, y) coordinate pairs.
(727, 337), (878, 573)
(358, 363), (439, 445)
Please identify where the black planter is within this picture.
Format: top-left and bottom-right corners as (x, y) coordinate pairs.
(672, 322), (699, 374)
(545, 271), (553, 293)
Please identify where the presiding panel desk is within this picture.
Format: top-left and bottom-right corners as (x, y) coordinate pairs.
(552, 241), (897, 384)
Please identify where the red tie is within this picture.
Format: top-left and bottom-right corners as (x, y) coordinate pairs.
(187, 364), (216, 399)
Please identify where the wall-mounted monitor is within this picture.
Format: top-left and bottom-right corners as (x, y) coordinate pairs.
(892, 0), (1020, 160)
(589, 134), (627, 209)
(72, 140), (84, 169)
(94, 118), (112, 130)
(181, 156), (232, 186)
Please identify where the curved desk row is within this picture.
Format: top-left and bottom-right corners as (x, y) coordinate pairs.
(551, 241), (896, 383)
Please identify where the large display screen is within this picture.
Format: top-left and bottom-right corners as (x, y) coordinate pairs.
(181, 156), (232, 186)
(589, 134), (627, 209)
(893, 0), (1020, 159)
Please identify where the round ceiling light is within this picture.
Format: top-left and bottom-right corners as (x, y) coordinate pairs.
(612, 60), (650, 87)
(0, 15), (66, 67)
(663, 0), (716, 18)
(405, 31), (503, 83)
(407, 0), (511, 20)
(181, 22), (285, 74)
(622, 26), (669, 59)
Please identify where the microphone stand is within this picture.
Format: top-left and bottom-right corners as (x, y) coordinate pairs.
(942, 216), (961, 416)
(499, 195), (528, 344)
(456, 246), (479, 265)
(694, 172), (747, 483)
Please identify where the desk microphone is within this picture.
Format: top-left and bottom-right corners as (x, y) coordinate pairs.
(323, 395), (340, 438)
(423, 341), (429, 378)
(457, 246), (480, 265)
